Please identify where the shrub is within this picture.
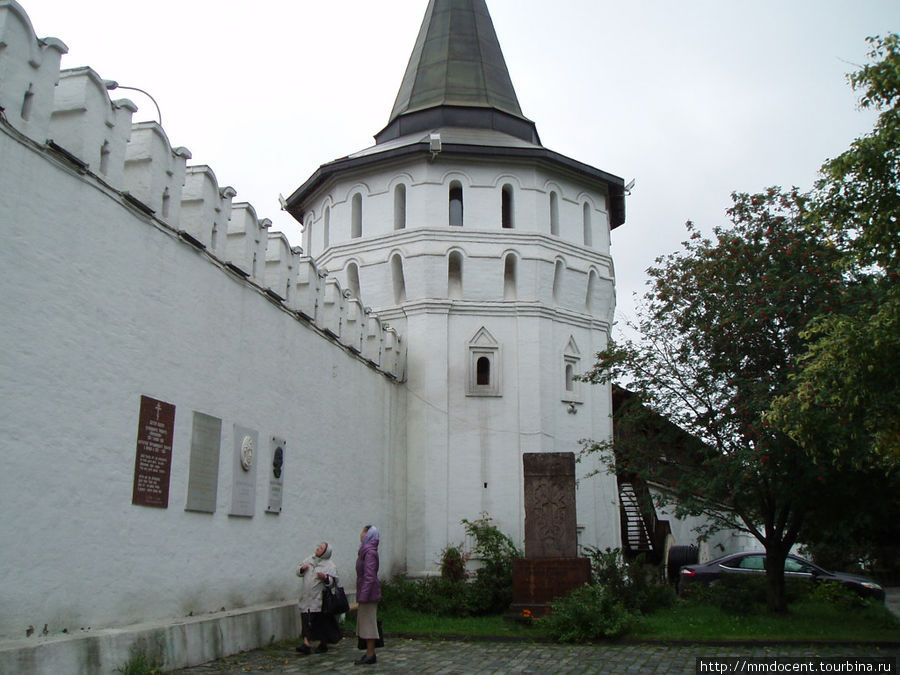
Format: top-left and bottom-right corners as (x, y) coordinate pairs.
(440, 543), (469, 583)
(115, 649), (163, 675)
(462, 515), (523, 615)
(811, 580), (870, 610)
(584, 547), (675, 613)
(381, 515), (522, 617)
(544, 585), (634, 642)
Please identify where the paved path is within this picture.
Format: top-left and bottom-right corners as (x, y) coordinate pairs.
(173, 638), (899, 674)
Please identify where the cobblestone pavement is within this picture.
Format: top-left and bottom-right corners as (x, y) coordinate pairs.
(172, 638), (899, 674)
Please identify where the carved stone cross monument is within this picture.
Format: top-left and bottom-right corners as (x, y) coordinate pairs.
(523, 452), (578, 558)
(511, 452), (591, 617)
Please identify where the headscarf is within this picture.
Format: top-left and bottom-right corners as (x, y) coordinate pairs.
(361, 526), (380, 548)
(315, 542), (333, 561)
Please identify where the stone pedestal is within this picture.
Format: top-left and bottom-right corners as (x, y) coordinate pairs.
(510, 558), (591, 617)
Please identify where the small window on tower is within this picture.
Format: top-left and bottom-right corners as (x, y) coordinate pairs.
(476, 357), (491, 385)
(467, 327), (501, 397)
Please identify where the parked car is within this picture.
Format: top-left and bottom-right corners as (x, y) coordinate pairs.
(678, 552), (885, 601)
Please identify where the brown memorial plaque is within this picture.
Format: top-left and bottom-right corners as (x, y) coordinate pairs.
(132, 395), (176, 508)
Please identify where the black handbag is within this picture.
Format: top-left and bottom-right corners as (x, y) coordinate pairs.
(321, 579), (350, 615)
(357, 618), (384, 649)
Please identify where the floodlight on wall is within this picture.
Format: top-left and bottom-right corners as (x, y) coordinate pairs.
(429, 132), (442, 160)
(103, 80), (162, 126)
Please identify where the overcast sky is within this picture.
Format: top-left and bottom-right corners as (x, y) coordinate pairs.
(25, 0), (898, 334)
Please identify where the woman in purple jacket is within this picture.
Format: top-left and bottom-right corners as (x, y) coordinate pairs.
(354, 525), (381, 666)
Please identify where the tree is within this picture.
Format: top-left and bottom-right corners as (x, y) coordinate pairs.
(582, 188), (849, 612)
(768, 34), (900, 470)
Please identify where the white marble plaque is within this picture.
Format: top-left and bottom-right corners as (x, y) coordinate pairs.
(185, 412), (222, 513)
(230, 425), (258, 517)
(266, 436), (285, 514)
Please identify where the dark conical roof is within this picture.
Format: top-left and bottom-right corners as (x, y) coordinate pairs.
(375, 0), (539, 145)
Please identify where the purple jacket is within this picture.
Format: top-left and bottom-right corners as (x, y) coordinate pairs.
(355, 539), (381, 603)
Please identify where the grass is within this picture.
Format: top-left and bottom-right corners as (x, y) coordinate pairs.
(375, 598), (900, 643)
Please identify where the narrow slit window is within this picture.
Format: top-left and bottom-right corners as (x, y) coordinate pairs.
(501, 184), (514, 229)
(448, 251), (463, 299)
(347, 262), (361, 300)
(503, 254), (517, 300)
(324, 206), (331, 248)
(565, 364), (575, 392)
(476, 356), (491, 385)
(394, 184), (406, 230)
(351, 193), (362, 238)
(99, 141), (111, 175)
(449, 182), (463, 227)
(21, 84), (34, 121)
(550, 191), (560, 236)
(391, 254), (407, 304)
(583, 202), (593, 247)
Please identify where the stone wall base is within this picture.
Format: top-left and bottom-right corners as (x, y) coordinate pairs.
(0, 601), (299, 674)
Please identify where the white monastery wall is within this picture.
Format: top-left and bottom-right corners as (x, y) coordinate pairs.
(0, 0), (406, 647)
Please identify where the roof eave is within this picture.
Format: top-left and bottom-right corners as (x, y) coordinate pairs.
(286, 143), (625, 229)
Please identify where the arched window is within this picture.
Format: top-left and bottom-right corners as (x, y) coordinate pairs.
(448, 251), (463, 300)
(503, 253), (517, 300)
(351, 193), (362, 238)
(323, 206), (331, 248)
(583, 202), (593, 247)
(565, 363), (575, 392)
(552, 259), (565, 305)
(586, 269), (598, 313)
(476, 357), (491, 386)
(161, 187), (171, 219)
(391, 254), (407, 304)
(501, 184), (514, 229)
(549, 191), (560, 236)
(347, 262), (361, 300)
(394, 184), (406, 230)
(449, 181), (463, 227)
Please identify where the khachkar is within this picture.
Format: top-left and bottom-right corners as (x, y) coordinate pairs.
(510, 452), (591, 617)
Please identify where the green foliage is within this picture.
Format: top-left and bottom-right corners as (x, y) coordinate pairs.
(543, 585), (634, 642)
(585, 547), (675, 613)
(768, 34), (900, 470)
(810, 581), (868, 609)
(439, 543), (469, 583)
(462, 515), (522, 615)
(115, 649), (163, 675)
(382, 515), (521, 618)
(681, 576), (814, 615)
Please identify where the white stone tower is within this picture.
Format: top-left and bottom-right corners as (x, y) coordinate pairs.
(286, 0), (625, 575)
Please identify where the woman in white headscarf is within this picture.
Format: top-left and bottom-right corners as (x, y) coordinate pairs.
(295, 541), (339, 654)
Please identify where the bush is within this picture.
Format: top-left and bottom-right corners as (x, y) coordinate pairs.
(440, 544), (469, 583)
(462, 515), (522, 615)
(382, 515), (522, 617)
(811, 580), (870, 610)
(584, 547), (675, 613)
(544, 585), (634, 642)
(682, 575), (814, 614)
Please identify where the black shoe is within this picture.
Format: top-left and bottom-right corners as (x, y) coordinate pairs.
(315, 643), (328, 653)
(355, 654), (377, 665)
(296, 644), (311, 655)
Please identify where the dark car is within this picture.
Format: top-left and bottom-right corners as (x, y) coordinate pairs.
(678, 551), (885, 602)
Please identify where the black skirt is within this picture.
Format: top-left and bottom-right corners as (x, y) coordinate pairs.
(302, 611), (342, 644)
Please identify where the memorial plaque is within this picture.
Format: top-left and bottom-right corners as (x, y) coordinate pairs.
(266, 436), (286, 514)
(523, 452), (577, 558)
(230, 425), (258, 517)
(132, 395), (176, 508)
(185, 412), (222, 513)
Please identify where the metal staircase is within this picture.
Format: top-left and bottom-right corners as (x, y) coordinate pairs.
(618, 477), (670, 563)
